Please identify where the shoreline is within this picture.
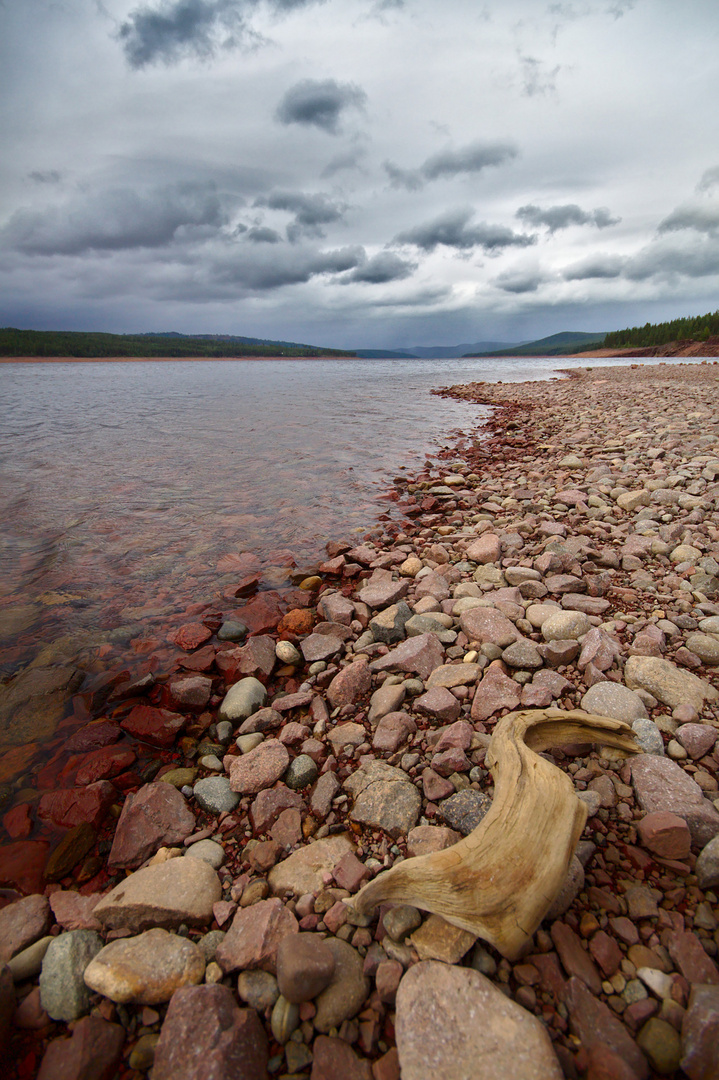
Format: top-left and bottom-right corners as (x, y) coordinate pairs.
(3, 361), (719, 1078)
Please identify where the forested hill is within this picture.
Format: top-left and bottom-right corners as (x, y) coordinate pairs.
(0, 328), (356, 359)
(604, 310), (719, 349)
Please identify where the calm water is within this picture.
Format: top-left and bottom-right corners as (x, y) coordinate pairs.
(0, 353), (709, 683)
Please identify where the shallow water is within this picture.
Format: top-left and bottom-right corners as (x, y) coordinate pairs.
(0, 353), (711, 683)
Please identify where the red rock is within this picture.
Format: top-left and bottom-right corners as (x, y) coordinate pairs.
(527, 952), (567, 1001)
(413, 686), (461, 722)
(311, 1035), (372, 1080)
(228, 739), (290, 794)
(465, 533), (501, 564)
(13, 985), (49, 1030)
(64, 720), (122, 754)
(216, 898), (299, 973)
(609, 917), (639, 946)
(0, 894), (51, 963)
(171, 623), (212, 651)
(564, 976), (648, 1079)
(368, 634), (444, 681)
(278, 608), (315, 638)
(278, 722), (309, 746)
(675, 723), (718, 760)
(333, 851), (370, 893)
(217, 637), (276, 683)
(75, 744), (136, 785)
(458, 608), (519, 648)
(421, 768), (455, 802)
(274, 691), (315, 713)
(226, 573), (262, 598)
(250, 786), (306, 832)
(431, 747), (472, 776)
(121, 704), (186, 748)
(36, 1015), (125, 1080)
(270, 808), (303, 849)
(435, 721), (473, 752)
(178, 644), (216, 672)
(551, 921), (603, 994)
(0, 840), (49, 894)
(406, 825), (461, 858)
(277, 933), (336, 1003)
(667, 930), (719, 985)
(3, 803), (33, 839)
(586, 1043), (643, 1080)
(471, 660), (522, 722)
(216, 552), (261, 575)
(680, 984), (719, 1079)
(231, 594), (284, 635)
(310, 773), (340, 820)
(636, 811), (692, 859)
(38, 782), (115, 829)
(372, 1047), (400, 1080)
(327, 661), (372, 709)
(108, 782), (196, 868)
(372, 712), (416, 754)
(167, 675), (213, 711)
(376, 959), (403, 1005)
(49, 891), (102, 931)
(589, 930), (623, 978)
(152, 984), (268, 1080)
(520, 682), (554, 707)
(317, 592), (355, 625)
(631, 755), (719, 847)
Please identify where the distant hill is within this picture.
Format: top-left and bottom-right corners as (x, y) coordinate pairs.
(354, 341), (526, 359)
(603, 309), (719, 349)
(464, 331), (606, 358)
(0, 328), (355, 359)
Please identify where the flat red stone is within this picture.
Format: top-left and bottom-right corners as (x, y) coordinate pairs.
(231, 594), (284, 635)
(38, 782), (116, 829)
(0, 840), (50, 894)
(75, 745), (137, 785)
(64, 720), (123, 754)
(121, 705), (186, 748)
(171, 623), (212, 651)
(2, 803), (33, 840)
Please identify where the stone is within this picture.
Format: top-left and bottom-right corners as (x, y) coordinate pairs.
(412, 686), (461, 722)
(413, 571), (451, 602)
(631, 755), (719, 846)
(185, 839), (224, 869)
(108, 782), (195, 868)
(458, 607), (519, 648)
(276, 933), (336, 1003)
(218, 677), (267, 722)
(40, 929), (104, 1021)
(317, 592), (355, 625)
(220, 636), (276, 680)
(581, 682), (649, 722)
(636, 1018), (681, 1075)
(193, 776), (240, 814)
(344, 759), (421, 838)
(368, 682), (406, 725)
(0, 894), (51, 964)
(466, 532), (501, 563)
(368, 634), (445, 681)
(74, 743), (136, 785)
(121, 705), (186, 748)
(667, 930), (719, 985)
(637, 811), (692, 860)
(168, 675), (212, 710)
(369, 602), (412, 644)
(8, 936), (53, 981)
(36, 1016), (125, 1080)
(50, 891), (102, 932)
(680, 984), (719, 1080)
(151, 984), (268, 1080)
(38, 781), (115, 829)
(551, 921), (603, 994)
(471, 660), (522, 722)
(237, 969), (279, 1011)
(406, 825), (462, 857)
(624, 656), (718, 711)
(216, 898), (298, 974)
(238, 707), (282, 735)
(410, 915), (476, 963)
(676, 723), (718, 759)
(284, 754), (319, 790)
(632, 718), (665, 755)
(172, 623), (212, 651)
(301, 633), (344, 662)
(268, 834), (355, 897)
(501, 640), (543, 669)
(313, 939), (369, 1033)
(396, 961), (562, 1080)
(426, 663), (481, 689)
(93, 855), (221, 932)
(311, 1035), (373, 1080)
(327, 722), (366, 756)
(546, 855), (585, 920)
(372, 711), (416, 753)
(326, 661), (372, 708)
(84, 928), (205, 1004)
(310, 771), (341, 819)
(0, 839), (49, 894)
(228, 739), (289, 793)
(541, 610), (591, 641)
(589, 930), (623, 978)
(251, 785), (306, 832)
(439, 789), (492, 835)
(625, 885), (659, 920)
(685, 632), (719, 665)
(696, 834), (719, 889)
(564, 976), (648, 1079)
(357, 569), (409, 608)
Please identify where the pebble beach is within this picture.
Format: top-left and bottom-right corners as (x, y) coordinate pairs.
(2, 359), (719, 1080)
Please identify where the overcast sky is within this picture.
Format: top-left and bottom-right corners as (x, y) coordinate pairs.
(1, 0), (719, 349)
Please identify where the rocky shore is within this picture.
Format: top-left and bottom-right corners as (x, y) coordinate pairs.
(2, 361), (719, 1080)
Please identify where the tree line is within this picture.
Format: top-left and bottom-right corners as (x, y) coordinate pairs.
(603, 310), (719, 349)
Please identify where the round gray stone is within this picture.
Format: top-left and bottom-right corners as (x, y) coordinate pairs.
(581, 682), (649, 722)
(39, 930), (104, 1021)
(632, 718), (665, 756)
(185, 839), (225, 869)
(193, 777), (240, 814)
(218, 677), (267, 722)
(284, 755), (319, 791)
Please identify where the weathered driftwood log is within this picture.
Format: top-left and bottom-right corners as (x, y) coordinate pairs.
(346, 708), (639, 960)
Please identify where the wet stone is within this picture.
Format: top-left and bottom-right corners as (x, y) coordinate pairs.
(108, 781), (196, 868)
(40, 929), (104, 1021)
(218, 677), (267, 722)
(0, 894), (51, 965)
(36, 1016), (125, 1080)
(193, 776), (240, 814)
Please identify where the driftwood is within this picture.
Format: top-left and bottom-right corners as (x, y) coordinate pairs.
(346, 708), (639, 960)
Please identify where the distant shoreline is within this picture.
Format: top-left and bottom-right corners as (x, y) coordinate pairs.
(0, 354), (310, 364)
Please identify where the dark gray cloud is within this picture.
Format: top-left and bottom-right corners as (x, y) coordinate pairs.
(606, 0), (636, 18)
(246, 225), (282, 242)
(625, 238), (719, 281)
(345, 251), (415, 283)
(1, 182), (227, 256)
(275, 79), (367, 134)
(27, 170), (62, 185)
(256, 190), (347, 240)
(517, 203), (621, 231)
(658, 203), (719, 236)
(117, 0), (252, 68)
(698, 167), (719, 193)
(494, 267), (550, 293)
(210, 243), (363, 290)
(563, 253), (625, 279)
(394, 208), (535, 252)
(384, 141), (518, 191)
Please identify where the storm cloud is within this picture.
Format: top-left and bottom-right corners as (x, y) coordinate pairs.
(345, 251), (415, 284)
(395, 208), (535, 252)
(517, 203), (621, 232)
(384, 141), (518, 191)
(658, 203), (719, 236)
(276, 79), (367, 134)
(1, 182), (228, 256)
(255, 190), (348, 240)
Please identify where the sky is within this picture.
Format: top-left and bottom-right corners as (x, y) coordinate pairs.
(1, 0), (719, 350)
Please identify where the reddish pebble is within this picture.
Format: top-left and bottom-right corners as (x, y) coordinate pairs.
(171, 623), (212, 651)
(3, 803), (33, 839)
